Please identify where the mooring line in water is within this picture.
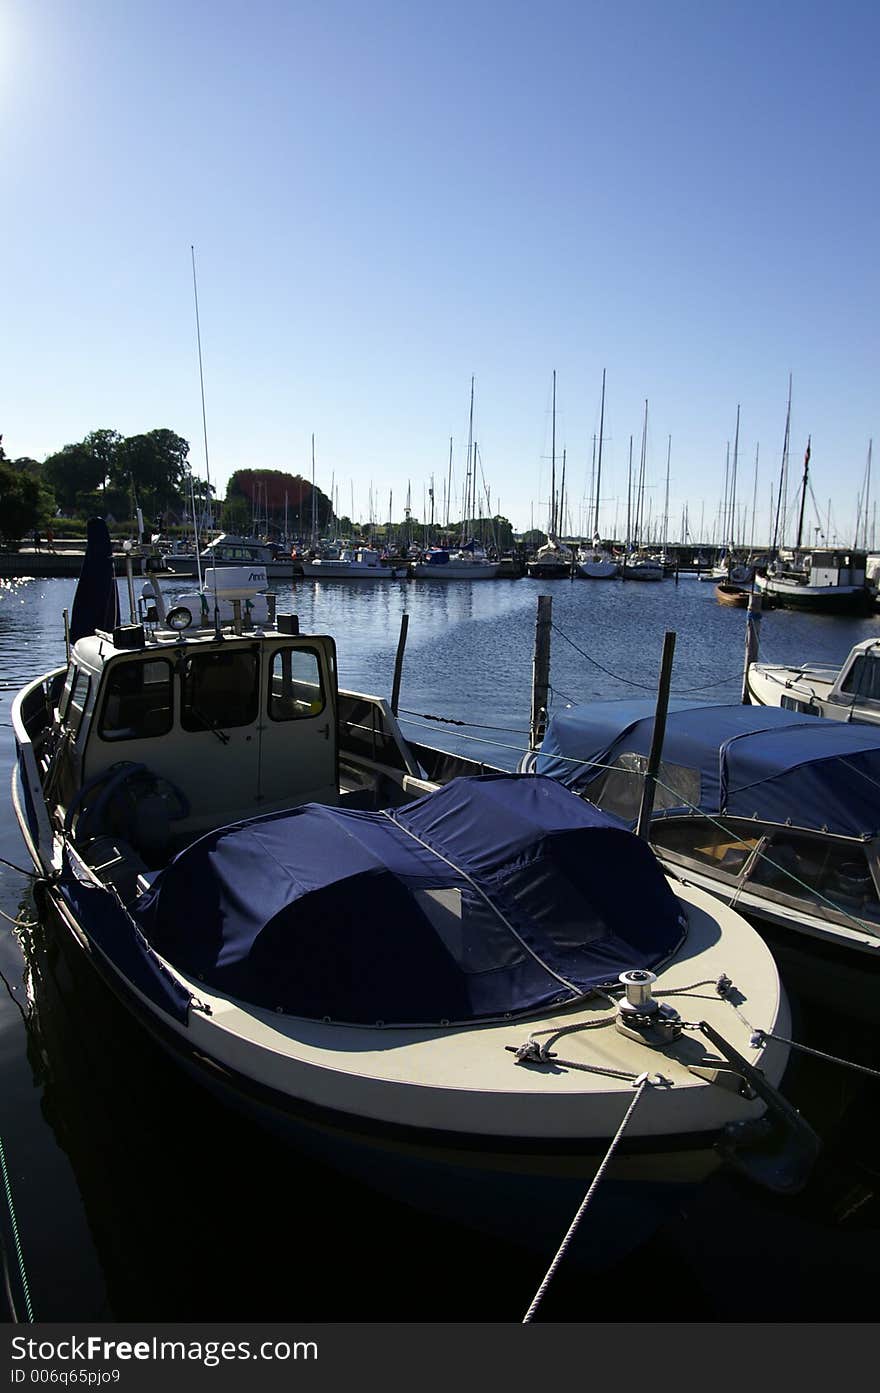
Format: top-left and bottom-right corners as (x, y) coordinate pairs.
(0, 908), (37, 929)
(0, 1136), (34, 1324)
(521, 1074), (654, 1323)
(0, 855), (36, 878)
(550, 621), (743, 694)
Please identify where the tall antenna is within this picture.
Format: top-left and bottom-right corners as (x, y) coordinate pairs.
(190, 246), (214, 532)
(550, 371), (557, 537)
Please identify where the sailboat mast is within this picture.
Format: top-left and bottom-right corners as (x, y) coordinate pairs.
(560, 449), (567, 542)
(626, 435), (633, 551)
(773, 375), (792, 554)
(445, 436), (453, 530)
(311, 433), (317, 543)
(462, 376), (475, 543)
(636, 400), (648, 547)
(593, 368), (606, 539)
(795, 437), (811, 551)
(663, 434), (671, 551)
(730, 404), (740, 549)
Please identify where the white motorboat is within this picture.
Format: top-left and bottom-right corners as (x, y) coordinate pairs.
(10, 520), (816, 1258)
(300, 546), (409, 579)
(746, 637), (880, 724)
(164, 533), (295, 580)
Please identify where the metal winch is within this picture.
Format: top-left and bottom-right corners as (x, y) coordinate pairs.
(615, 969), (683, 1047)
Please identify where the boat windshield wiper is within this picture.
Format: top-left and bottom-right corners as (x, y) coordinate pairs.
(189, 705), (230, 744)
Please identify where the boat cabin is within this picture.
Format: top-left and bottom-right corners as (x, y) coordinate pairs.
(803, 549), (867, 589)
(52, 626), (341, 849)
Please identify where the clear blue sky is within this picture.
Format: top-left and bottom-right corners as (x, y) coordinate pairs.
(2, 0), (877, 544)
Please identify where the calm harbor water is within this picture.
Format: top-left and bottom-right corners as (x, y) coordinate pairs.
(1, 572), (879, 1322)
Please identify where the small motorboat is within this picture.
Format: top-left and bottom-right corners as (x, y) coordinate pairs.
(746, 637), (880, 724)
(299, 546), (409, 579)
(10, 522), (816, 1259)
(715, 580), (751, 607)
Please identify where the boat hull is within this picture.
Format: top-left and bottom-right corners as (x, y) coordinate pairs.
(715, 582), (750, 607)
(755, 577), (873, 615)
(577, 561), (618, 579)
(27, 874), (749, 1267)
(299, 563), (408, 579)
(411, 563), (501, 580)
(525, 563), (572, 579)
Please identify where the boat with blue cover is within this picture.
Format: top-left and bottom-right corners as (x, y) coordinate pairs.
(10, 522), (816, 1255)
(524, 698), (880, 1013)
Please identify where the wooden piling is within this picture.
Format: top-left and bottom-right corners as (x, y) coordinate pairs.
(741, 591), (763, 703)
(636, 630), (676, 840)
(391, 612), (409, 716)
(530, 595), (552, 749)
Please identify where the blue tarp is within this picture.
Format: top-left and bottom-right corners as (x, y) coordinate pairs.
(535, 699), (880, 838)
(133, 775), (687, 1025)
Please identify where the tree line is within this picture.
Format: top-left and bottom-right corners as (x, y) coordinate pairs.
(0, 431), (514, 550)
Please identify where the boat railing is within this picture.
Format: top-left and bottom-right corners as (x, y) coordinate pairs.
(337, 689), (428, 784)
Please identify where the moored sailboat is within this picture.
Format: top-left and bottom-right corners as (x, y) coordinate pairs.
(576, 370), (618, 579)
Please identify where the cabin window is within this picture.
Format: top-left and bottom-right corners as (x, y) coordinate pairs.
(651, 819), (761, 877)
(99, 659), (173, 741)
(839, 655), (880, 703)
(748, 832), (880, 922)
(64, 669), (92, 738)
(181, 650), (260, 732)
(268, 647), (326, 721)
(588, 752), (701, 823)
(781, 695), (818, 715)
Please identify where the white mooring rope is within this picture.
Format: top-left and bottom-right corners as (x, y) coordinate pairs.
(522, 1072), (655, 1323)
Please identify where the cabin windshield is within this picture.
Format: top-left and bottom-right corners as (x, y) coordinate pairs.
(747, 831), (880, 922)
(588, 752), (701, 822)
(840, 655), (880, 702)
(99, 659), (174, 741)
(181, 650), (260, 731)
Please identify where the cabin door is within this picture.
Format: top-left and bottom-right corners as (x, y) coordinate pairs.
(257, 642), (338, 809)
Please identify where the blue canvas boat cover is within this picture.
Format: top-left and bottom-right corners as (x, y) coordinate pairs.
(133, 775), (687, 1025)
(535, 699), (880, 838)
(70, 517), (120, 644)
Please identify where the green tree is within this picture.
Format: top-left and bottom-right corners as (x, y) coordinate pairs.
(0, 458), (42, 544)
(112, 429), (190, 517)
(43, 442), (107, 511)
(82, 428), (123, 484)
